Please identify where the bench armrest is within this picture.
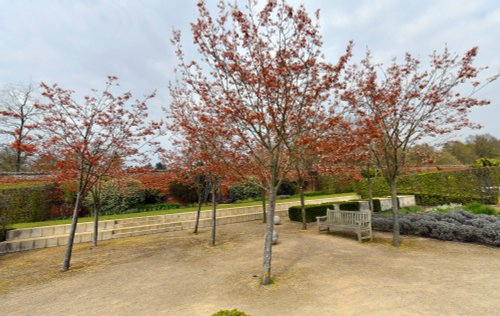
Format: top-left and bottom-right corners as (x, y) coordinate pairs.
(316, 216), (327, 222)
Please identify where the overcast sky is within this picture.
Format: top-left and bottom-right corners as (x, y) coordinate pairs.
(1, 0), (499, 144)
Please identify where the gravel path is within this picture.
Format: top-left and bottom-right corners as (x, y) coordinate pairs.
(1, 218), (499, 315)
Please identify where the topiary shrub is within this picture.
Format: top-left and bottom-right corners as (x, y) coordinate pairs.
(211, 309), (249, 316)
(372, 210), (500, 247)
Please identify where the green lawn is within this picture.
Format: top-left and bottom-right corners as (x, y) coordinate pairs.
(12, 192), (356, 229)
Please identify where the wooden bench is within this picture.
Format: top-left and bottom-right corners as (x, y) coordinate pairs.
(316, 205), (372, 242)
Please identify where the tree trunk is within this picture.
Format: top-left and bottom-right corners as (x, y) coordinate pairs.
(389, 178), (400, 247)
(193, 187), (203, 234)
(299, 185), (307, 230)
(367, 172), (374, 212)
(92, 189), (100, 247)
(261, 188), (266, 223)
(15, 150), (21, 173)
(261, 182), (277, 285)
(209, 182), (217, 246)
(61, 191), (82, 272)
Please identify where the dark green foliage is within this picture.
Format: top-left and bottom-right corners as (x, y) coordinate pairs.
(288, 204), (329, 223)
(167, 181), (198, 204)
(278, 179), (296, 196)
(143, 188), (166, 204)
(354, 167), (499, 205)
(136, 202), (181, 211)
(372, 210), (500, 247)
(227, 182), (261, 202)
(289, 201), (364, 222)
(463, 202), (497, 215)
(338, 201), (360, 211)
(316, 175), (354, 194)
(92, 181), (145, 215)
(211, 309), (250, 316)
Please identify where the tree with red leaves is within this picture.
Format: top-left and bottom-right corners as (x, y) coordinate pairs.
(343, 47), (499, 246)
(171, 0), (351, 285)
(0, 83), (40, 172)
(37, 76), (163, 271)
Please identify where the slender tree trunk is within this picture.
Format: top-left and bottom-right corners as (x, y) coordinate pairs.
(261, 188), (267, 223)
(210, 182), (217, 246)
(92, 189), (100, 247)
(61, 191), (82, 272)
(389, 178), (400, 247)
(193, 186), (203, 234)
(15, 150), (21, 173)
(262, 179), (277, 285)
(299, 184), (307, 230)
(367, 172), (374, 212)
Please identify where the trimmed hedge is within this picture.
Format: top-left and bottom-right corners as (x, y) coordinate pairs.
(372, 210), (500, 247)
(0, 183), (60, 240)
(288, 201), (362, 222)
(354, 167), (499, 205)
(289, 204), (329, 223)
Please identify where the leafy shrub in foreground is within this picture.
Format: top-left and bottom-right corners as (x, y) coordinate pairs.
(211, 309), (249, 316)
(463, 202), (497, 215)
(372, 210), (500, 246)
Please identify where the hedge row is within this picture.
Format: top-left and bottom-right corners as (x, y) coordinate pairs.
(372, 210), (500, 247)
(354, 167), (499, 205)
(289, 201), (368, 222)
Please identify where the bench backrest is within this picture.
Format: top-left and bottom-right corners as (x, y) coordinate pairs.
(326, 208), (371, 227)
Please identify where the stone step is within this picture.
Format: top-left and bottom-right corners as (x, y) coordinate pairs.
(111, 225), (183, 239)
(0, 229), (114, 254)
(112, 222), (182, 235)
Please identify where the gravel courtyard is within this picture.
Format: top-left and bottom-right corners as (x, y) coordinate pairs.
(1, 218), (499, 316)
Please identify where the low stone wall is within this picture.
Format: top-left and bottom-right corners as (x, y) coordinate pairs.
(0, 195), (359, 254)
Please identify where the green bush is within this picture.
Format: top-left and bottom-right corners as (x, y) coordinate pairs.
(86, 181), (145, 215)
(463, 202), (497, 215)
(143, 188), (166, 204)
(211, 309), (249, 316)
(289, 204), (330, 222)
(227, 182), (262, 203)
(338, 201), (359, 211)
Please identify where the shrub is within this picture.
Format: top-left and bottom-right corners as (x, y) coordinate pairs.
(167, 181), (198, 204)
(86, 181), (145, 215)
(211, 309), (249, 316)
(337, 201), (360, 211)
(463, 202), (497, 215)
(289, 204), (329, 223)
(143, 188), (166, 204)
(278, 179), (296, 196)
(372, 210), (500, 247)
(227, 182), (261, 203)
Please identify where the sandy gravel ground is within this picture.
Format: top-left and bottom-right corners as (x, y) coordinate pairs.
(1, 218), (499, 316)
